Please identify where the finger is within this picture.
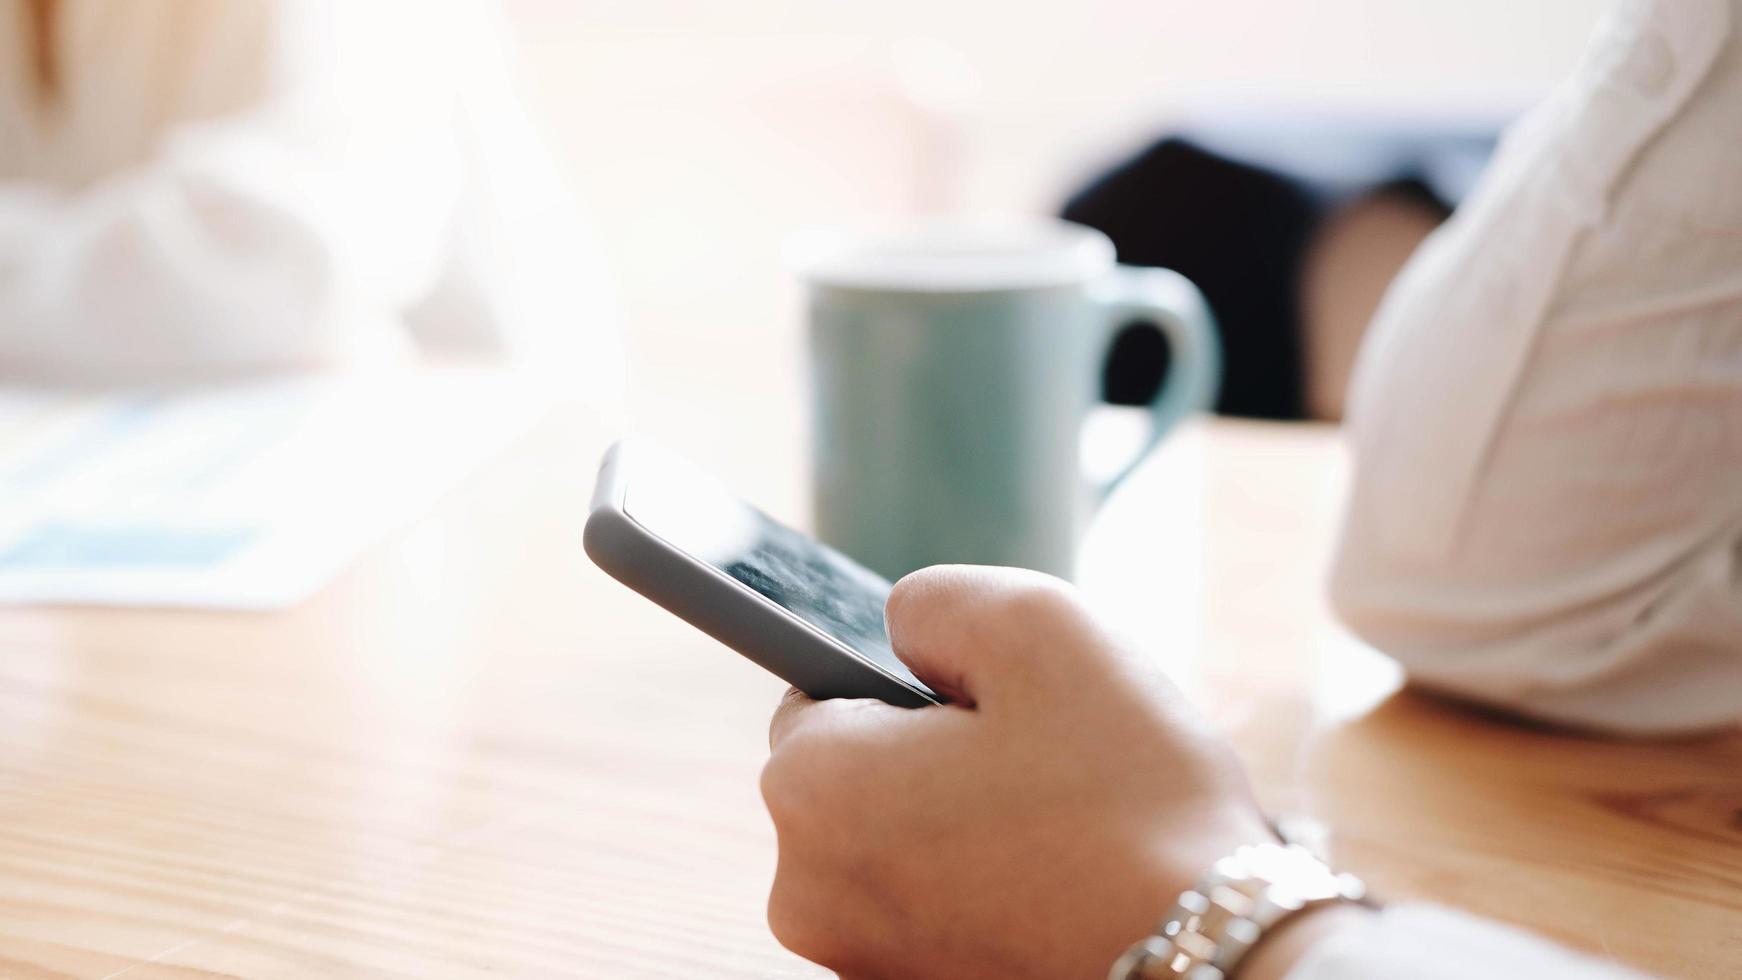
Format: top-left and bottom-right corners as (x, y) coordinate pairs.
(768, 686), (814, 750)
(883, 564), (1102, 707)
(768, 686), (905, 751)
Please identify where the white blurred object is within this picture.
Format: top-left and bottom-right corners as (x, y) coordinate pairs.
(1331, 0), (1742, 736)
(889, 37), (982, 214)
(0, 367), (552, 609)
(0, 0), (619, 406)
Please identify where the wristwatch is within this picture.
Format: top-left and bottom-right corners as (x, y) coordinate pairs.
(1107, 842), (1370, 980)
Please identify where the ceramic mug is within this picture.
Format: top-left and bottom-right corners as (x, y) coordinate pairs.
(794, 218), (1218, 580)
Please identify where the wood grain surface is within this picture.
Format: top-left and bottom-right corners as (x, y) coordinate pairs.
(0, 409), (1736, 978)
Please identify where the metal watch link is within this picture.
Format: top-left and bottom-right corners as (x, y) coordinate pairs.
(1108, 842), (1370, 980)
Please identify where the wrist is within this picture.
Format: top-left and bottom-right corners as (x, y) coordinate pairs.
(1110, 840), (1371, 980)
(1145, 808), (1280, 901)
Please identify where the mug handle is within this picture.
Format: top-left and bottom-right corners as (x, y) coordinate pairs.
(1087, 265), (1221, 498)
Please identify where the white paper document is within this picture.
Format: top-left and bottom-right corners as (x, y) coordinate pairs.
(0, 369), (553, 610)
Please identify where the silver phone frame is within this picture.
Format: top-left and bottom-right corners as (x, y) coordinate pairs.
(583, 439), (941, 708)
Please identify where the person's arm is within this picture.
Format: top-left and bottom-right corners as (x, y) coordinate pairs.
(761, 565), (1643, 980)
(1328, 0), (1742, 736)
(0, 1), (536, 385)
(0, 116), (456, 383)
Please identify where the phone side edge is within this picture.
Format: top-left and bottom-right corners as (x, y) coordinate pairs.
(589, 438), (631, 516)
(583, 473), (936, 709)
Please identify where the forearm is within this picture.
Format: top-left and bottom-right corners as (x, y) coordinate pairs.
(0, 110), (463, 384)
(0, 176), (348, 382)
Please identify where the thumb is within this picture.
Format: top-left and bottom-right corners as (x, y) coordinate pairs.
(884, 564), (1104, 708)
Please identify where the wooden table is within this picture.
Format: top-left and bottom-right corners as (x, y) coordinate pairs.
(0, 407), (1736, 978)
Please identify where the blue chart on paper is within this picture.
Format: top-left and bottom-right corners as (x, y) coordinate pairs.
(0, 370), (549, 608)
(0, 523), (256, 570)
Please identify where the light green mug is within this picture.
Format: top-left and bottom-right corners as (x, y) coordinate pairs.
(794, 218), (1220, 582)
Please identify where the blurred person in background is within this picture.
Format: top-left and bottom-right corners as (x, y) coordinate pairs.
(1064, 116), (1496, 423)
(762, 1), (1740, 978)
(0, 0), (618, 395)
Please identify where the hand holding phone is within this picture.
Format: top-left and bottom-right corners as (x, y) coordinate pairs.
(584, 439), (942, 707)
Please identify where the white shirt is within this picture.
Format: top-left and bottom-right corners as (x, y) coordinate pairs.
(1304, 0), (1739, 975)
(1331, 0), (1742, 737)
(0, 0), (620, 400)
(1291, 905), (1647, 980)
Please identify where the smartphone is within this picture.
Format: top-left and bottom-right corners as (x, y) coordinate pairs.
(584, 438), (942, 708)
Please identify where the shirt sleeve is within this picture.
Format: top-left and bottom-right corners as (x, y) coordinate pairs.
(0, 1), (471, 384)
(1328, 0), (1742, 735)
(0, 0), (620, 398)
(1286, 905), (1647, 980)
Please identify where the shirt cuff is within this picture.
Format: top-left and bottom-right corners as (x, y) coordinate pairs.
(1286, 904), (1647, 980)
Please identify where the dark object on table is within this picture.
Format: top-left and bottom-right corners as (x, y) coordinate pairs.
(1063, 115), (1499, 420)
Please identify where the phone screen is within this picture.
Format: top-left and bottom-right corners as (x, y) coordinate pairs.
(621, 453), (935, 698)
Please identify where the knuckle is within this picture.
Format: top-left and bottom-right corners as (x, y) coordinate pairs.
(761, 728), (851, 825)
(765, 881), (803, 950)
(884, 568), (938, 628)
(887, 563), (984, 621)
(758, 755), (801, 824)
(767, 690), (806, 749)
(767, 875), (838, 963)
(995, 572), (1082, 630)
(890, 563), (1079, 627)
